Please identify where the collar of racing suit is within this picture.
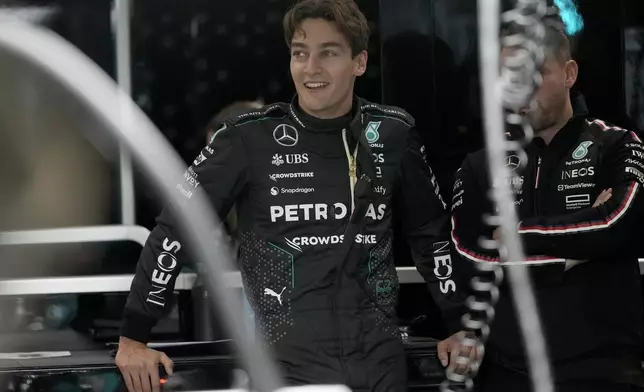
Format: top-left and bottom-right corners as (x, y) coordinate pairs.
(289, 94), (361, 130)
(505, 91), (589, 146)
(570, 90), (588, 116)
(530, 91), (589, 152)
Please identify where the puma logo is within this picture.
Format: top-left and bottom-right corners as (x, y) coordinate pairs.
(264, 287), (286, 305)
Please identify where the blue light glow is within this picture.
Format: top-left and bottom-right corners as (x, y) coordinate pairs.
(554, 0), (584, 35)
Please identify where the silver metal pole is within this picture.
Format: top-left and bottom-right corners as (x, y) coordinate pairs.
(113, 0), (135, 225)
(0, 17), (283, 391)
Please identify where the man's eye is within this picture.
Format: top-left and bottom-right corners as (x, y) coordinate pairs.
(292, 51), (306, 58)
(321, 50), (335, 57)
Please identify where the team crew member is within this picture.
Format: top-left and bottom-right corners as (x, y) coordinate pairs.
(115, 1), (470, 391)
(450, 19), (644, 392)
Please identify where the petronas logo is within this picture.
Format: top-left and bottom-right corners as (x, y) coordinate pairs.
(572, 141), (593, 160)
(365, 121), (381, 143)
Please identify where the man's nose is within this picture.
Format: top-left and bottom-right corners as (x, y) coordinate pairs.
(304, 55), (322, 75)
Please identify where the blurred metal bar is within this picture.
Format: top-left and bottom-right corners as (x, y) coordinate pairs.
(0, 267), (424, 296)
(112, 0), (135, 225)
(0, 17), (283, 390)
(4, 261), (644, 296)
(0, 225), (150, 247)
(0, 274), (200, 295)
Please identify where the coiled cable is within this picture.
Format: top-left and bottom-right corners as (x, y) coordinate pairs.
(441, 1), (554, 391)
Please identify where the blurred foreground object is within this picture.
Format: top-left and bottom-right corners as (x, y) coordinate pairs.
(0, 14), (283, 391)
(0, 12), (111, 279)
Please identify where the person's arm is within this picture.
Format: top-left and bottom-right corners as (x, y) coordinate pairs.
(398, 128), (471, 334)
(519, 132), (644, 260)
(451, 155), (567, 271)
(450, 155), (500, 265)
(121, 122), (248, 342)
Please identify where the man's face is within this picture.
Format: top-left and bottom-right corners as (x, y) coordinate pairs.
(502, 48), (577, 132)
(290, 18), (367, 119)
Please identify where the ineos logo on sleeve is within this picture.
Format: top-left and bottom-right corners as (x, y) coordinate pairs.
(147, 238), (182, 307)
(273, 124), (299, 147)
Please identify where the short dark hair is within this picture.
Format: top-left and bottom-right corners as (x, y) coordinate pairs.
(502, 14), (572, 63)
(283, 0), (370, 57)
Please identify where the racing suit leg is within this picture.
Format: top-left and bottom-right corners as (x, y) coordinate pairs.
(341, 348), (406, 392)
(346, 330), (407, 392)
(367, 352), (407, 392)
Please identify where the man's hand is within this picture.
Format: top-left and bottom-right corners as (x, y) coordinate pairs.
(437, 331), (482, 375)
(593, 188), (612, 207)
(115, 336), (173, 392)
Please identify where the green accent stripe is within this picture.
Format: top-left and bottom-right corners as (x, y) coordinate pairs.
(268, 242), (295, 288)
(369, 114), (411, 126)
(236, 114), (287, 127)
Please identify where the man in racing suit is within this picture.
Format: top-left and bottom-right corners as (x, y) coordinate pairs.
(451, 20), (644, 392)
(115, 1), (470, 391)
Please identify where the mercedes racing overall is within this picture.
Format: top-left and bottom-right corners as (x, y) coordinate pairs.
(120, 96), (469, 391)
(451, 99), (644, 389)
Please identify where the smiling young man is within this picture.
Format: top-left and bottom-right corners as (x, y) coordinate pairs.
(115, 1), (470, 391)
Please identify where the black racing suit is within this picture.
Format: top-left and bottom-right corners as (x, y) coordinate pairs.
(451, 104), (644, 390)
(120, 96), (469, 391)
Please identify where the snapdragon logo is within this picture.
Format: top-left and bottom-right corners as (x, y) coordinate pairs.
(269, 187), (315, 196)
(147, 238), (181, 307)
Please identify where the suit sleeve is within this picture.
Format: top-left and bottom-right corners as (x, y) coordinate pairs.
(519, 131), (644, 260)
(450, 155), (500, 264)
(398, 128), (471, 334)
(120, 122), (248, 343)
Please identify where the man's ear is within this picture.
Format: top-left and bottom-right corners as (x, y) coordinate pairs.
(564, 59), (578, 89)
(354, 50), (368, 77)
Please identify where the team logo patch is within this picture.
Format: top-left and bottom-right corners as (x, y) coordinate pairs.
(365, 121), (381, 143)
(572, 141), (593, 160)
(505, 155), (521, 170)
(273, 124), (299, 147)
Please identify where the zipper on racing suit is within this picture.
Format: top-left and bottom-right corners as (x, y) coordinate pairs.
(534, 155), (542, 215)
(343, 129), (359, 213)
(332, 129), (359, 380)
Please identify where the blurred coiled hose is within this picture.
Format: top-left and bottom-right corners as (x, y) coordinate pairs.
(440, 1), (554, 392)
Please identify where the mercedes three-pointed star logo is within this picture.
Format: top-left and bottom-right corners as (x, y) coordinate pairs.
(273, 124), (299, 147)
(505, 155), (521, 170)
